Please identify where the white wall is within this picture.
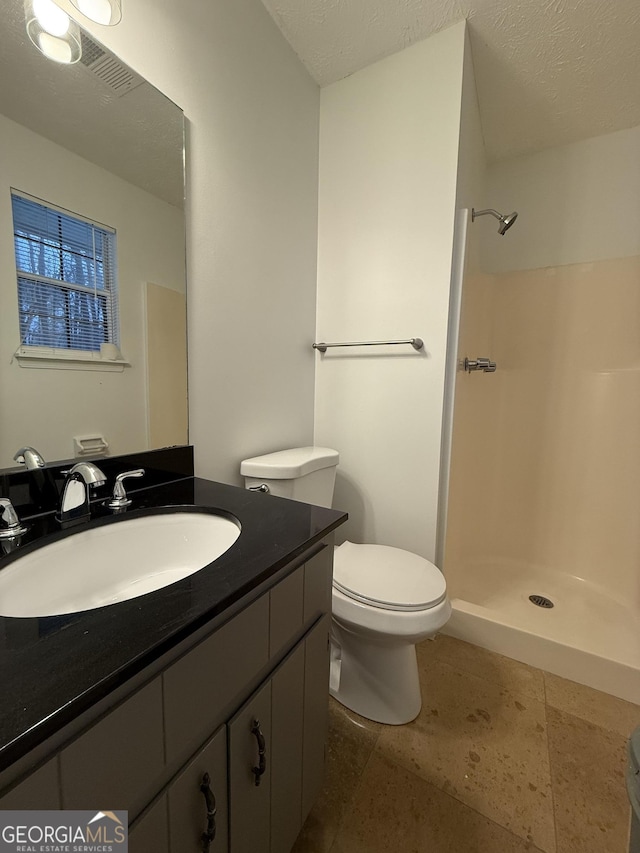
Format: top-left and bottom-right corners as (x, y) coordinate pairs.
(455, 33), (487, 223)
(64, 0), (321, 484)
(314, 23), (466, 560)
(437, 29), (488, 566)
(0, 113), (185, 466)
(483, 125), (640, 273)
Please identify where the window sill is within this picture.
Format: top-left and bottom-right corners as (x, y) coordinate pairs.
(15, 347), (131, 372)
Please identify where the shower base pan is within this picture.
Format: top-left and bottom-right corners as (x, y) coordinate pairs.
(445, 561), (640, 705)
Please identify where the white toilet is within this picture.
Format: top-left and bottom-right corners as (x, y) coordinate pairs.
(240, 447), (451, 725)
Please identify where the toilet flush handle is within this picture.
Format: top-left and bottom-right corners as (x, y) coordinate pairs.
(248, 484), (270, 494)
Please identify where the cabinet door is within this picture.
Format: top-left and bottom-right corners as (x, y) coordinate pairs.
(301, 614), (331, 820)
(168, 726), (228, 853)
(129, 794), (169, 853)
(270, 643), (304, 853)
(228, 679), (271, 853)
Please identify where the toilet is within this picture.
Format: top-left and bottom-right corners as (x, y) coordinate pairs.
(240, 446), (451, 725)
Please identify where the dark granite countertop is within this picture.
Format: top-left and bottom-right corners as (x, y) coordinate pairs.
(0, 476), (346, 774)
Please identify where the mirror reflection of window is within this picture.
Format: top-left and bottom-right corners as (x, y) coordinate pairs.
(0, 8), (187, 467)
(12, 191), (119, 355)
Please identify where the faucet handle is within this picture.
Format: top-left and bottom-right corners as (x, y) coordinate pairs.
(106, 469), (145, 510)
(0, 498), (28, 539)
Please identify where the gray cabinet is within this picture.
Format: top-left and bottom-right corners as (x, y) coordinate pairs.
(0, 540), (334, 853)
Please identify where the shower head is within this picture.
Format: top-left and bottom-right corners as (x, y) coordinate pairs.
(472, 208), (518, 235)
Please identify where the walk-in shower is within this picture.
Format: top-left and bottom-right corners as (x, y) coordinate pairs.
(471, 207), (518, 235)
(441, 207), (640, 706)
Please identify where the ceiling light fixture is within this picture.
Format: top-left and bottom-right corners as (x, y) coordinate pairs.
(69, 0), (122, 26)
(25, 0), (82, 64)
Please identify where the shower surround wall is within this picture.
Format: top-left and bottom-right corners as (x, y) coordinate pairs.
(445, 125), (640, 703)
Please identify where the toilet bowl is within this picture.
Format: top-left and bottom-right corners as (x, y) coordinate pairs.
(240, 446), (451, 725)
(330, 541), (451, 724)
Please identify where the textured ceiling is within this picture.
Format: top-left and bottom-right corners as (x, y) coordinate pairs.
(259, 0), (640, 161)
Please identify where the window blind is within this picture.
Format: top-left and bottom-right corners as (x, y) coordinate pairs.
(11, 192), (119, 353)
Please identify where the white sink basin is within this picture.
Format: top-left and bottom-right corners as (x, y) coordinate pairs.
(0, 511), (241, 617)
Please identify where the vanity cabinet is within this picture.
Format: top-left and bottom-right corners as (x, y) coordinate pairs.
(0, 541), (333, 853)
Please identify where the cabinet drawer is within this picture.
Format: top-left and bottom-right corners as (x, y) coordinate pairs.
(269, 565), (303, 657)
(168, 727), (228, 853)
(164, 595), (269, 764)
(303, 546), (332, 625)
(0, 757), (61, 809)
(60, 677), (164, 818)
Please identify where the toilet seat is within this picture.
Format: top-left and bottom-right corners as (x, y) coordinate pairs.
(333, 541), (446, 612)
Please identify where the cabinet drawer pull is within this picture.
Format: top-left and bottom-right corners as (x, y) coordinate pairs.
(251, 719), (267, 787)
(199, 772), (217, 851)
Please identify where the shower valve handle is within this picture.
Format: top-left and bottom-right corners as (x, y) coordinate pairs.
(464, 357), (497, 373)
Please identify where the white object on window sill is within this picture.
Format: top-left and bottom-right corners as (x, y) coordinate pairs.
(14, 346), (131, 372)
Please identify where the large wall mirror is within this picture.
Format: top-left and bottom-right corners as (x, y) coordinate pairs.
(0, 0), (187, 469)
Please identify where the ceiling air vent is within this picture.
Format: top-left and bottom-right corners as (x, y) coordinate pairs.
(79, 32), (145, 97)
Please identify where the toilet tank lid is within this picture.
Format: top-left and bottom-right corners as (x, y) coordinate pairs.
(240, 446), (339, 479)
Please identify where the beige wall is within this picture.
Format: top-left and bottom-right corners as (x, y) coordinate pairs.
(447, 256), (640, 607)
(145, 283), (188, 449)
(0, 112), (185, 466)
(314, 23), (466, 559)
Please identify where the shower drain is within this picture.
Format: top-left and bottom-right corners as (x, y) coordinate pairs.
(529, 594), (554, 609)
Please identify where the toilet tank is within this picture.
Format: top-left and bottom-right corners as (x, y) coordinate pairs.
(240, 447), (339, 508)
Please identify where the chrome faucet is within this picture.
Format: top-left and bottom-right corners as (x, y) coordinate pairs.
(13, 447), (45, 469)
(0, 498), (29, 539)
(57, 462), (107, 527)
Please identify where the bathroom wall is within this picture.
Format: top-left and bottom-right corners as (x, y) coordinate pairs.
(482, 125), (640, 274)
(314, 22), (466, 560)
(0, 112), (185, 464)
(69, 0), (321, 484)
(445, 125), (640, 606)
(438, 30), (493, 569)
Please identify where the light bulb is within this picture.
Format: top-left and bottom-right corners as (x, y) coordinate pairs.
(37, 31), (73, 62)
(32, 0), (70, 36)
(25, 0), (82, 64)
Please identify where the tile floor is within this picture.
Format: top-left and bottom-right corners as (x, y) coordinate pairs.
(293, 635), (640, 853)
